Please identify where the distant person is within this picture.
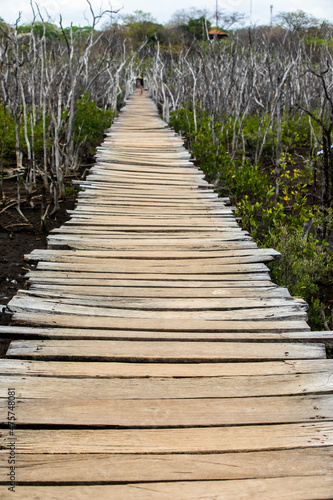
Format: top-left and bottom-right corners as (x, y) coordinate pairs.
(136, 76), (144, 95)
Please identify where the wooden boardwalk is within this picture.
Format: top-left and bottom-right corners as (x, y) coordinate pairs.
(0, 92), (333, 498)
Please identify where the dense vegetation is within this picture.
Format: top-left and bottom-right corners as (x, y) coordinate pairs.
(0, 6), (332, 331)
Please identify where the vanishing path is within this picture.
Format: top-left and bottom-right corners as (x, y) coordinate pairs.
(0, 92), (333, 498)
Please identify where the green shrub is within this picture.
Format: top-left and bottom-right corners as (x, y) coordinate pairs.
(0, 105), (16, 163)
(170, 105), (333, 332)
(74, 92), (116, 156)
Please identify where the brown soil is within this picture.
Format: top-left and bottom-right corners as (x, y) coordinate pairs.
(0, 174), (80, 357)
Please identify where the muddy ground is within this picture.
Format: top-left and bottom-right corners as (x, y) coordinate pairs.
(0, 175), (78, 357)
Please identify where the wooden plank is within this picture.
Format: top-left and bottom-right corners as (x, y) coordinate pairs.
(8, 296), (308, 321)
(27, 284), (289, 298)
(29, 254), (276, 266)
(76, 191), (221, 201)
(0, 394), (332, 426)
(49, 229), (248, 238)
(8, 304), (308, 324)
(63, 219), (240, 228)
(0, 358), (331, 377)
(75, 197), (228, 207)
(47, 238), (258, 250)
(69, 209), (232, 217)
(25, 248), (281, 261)
(47, 234), (253, 244)
(2, 476), (332, 500)
(34, 261), (270, 273)
(26, 271), (272, 282)
(17, 290), (307, 311)
(1, 422), (332, 453)
(85, 175), (205, 186)
(0, 448), (332, 483)
(6, 340), (323, 360)
(10, 312), (311, 331)
(1, 325), (329, 342)
(68, 211), (235, 218)
(26, 278), (280, 288)
(89, 164), (201, 175)
(0, 371), (332, 399)
(74, 182), (216, 194)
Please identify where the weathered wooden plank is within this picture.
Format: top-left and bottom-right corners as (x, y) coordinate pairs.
(2, 422), (332, 453)
(26, 278), (278, 288)
(47, 239), (259, 251)
(25, 248), (281, 262)
(27, 284), (289, 298)
(74, 181), (216, 194)
(68, 211), (236, 218)
(75, 196), (228, 207)
(85, 154), (194, 162)
(0, 324), (330, 342)
(17, 290), (307, 311)
(63, 218), (240, 228)
(26, 271), (272, 282)
(68, 208), (234, 216)
(27, 254), (277, 266)
(0, 371), (332, 399)
(90, 164), (201, 175)
(76, 191), (221, 201)
(8, 296), (308, 321)
(0, 358), (331, 377)
(47, 234), (253, 244)
(0, 394), (332, 426)
(0, 448), (332, 483)
(50, 228), (248, 237)
(6, 340), (322, 360)
(86, 174), (205, 186)
(95, 148), (190, 154)
(10, 312), (311, 331)
(34, 261), (270, 274)
(3, 476), (332, 500)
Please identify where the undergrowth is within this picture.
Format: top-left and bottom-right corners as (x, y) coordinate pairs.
(170, 107), (333, 334)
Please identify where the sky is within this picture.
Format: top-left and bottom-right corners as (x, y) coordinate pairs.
(1, 0), (333, 28)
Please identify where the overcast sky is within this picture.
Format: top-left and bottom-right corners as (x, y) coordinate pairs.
(1, 0), (333, 27)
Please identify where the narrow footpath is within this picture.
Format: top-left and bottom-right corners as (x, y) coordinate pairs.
(0, 92), (332, 499)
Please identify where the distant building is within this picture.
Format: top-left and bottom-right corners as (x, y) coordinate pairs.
(208, 29), (228, 40)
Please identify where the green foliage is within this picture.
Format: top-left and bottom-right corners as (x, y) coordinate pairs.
(0, 104), (49, 163)
(236, 201), (332, 330)
(223, 162), (269, 200)
(74, 92), (116, 156)
(268, 225), (331, 297)
(170, 107), (269, 196)
(17, 22), (60, 39)
(123, 11), (157, 24)
(241, 112), (313, 161)
(0, 105), (16, 162)
(281, 113), (312, 148)
(170, 105), (333, 332)
(180, 17), (211, 40)
(62, 26), (94, 42)
(0, 17), (9, 33)
(65, 186), (79, 196)
(122, 10), (164, 47)
(0, 93), (115, 165)
(275, 10), (319, 32)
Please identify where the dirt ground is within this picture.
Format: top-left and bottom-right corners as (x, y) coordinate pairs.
(0, 175), (77, 357)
